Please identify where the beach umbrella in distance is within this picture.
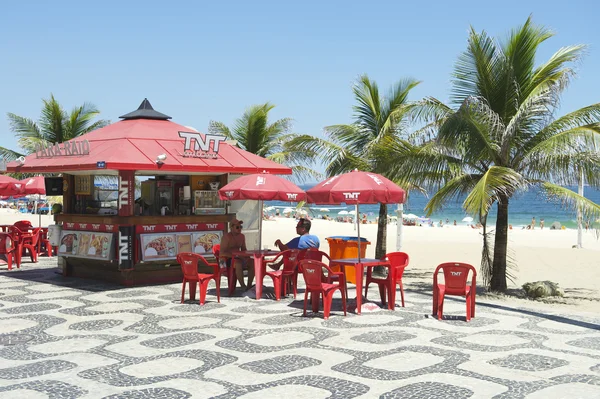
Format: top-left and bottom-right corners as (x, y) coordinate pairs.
(404, 213), (419, 219)
(307, 169), (406, 261)
(348, 210), (357, 215)
(338, 210), (349, 215)
(283, 207), (294, 214)
(219, 172), (305, 249)
(319, 208), (330, 212)
(462, 216), (474, 223)
(19, 176), (46, 195)
(18, 176), (46, 227)
(0, 175), (24, 197)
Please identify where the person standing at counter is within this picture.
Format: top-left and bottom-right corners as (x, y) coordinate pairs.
(219, 219), (254, 291)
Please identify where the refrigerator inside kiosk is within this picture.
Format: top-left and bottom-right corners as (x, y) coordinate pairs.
(194, 190), (226, 215)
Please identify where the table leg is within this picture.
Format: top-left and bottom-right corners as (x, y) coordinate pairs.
(388, 265), (396, 310)
(355, 263), (363, 315)
(254, 255), (263, 300)
(336, 262), (349, 300)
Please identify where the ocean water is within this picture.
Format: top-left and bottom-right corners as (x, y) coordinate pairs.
(266, 185), (600, 229)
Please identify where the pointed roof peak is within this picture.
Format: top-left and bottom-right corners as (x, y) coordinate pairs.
(119, 98), (172, 120)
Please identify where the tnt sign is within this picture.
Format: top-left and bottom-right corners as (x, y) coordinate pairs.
(286, 193), (298, 200)
(179, 131), (226, 159)
(450, 271), (462, 276)
(343, 192), (360, 200)
(118, 171), (135, 216)
(118, 226), (134, 269)
(256, 176), (266, 186)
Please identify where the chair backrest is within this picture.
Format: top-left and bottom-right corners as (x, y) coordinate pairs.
(434, 262), (476, 292)
(0, 232), (13, 254)
(386, 251), (409, 279)
(7, 225), (24, 241)
(299, 259), (327, 290)
(212, 244), (220, 260)
(281, 249), (300, 273)
(28, 228), (41, 247)
(177, 252), (202, 280)
(300, 248), (331, 263)
(14, 220), (33, 232)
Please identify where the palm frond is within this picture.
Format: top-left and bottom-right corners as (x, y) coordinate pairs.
(424, 173), (480, 215)
(541, 182), (600, 222)
(463, 166), (524, 217)
(208, 121), (233, 138)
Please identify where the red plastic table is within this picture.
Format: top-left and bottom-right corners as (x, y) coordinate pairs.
(330, 258), (392, 314)
(232, 249), (279, 300)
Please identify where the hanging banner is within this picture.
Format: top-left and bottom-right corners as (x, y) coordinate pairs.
(118, 170), (135, 217)
(118, 225), (134, 269)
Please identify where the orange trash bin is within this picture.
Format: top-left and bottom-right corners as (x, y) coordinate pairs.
(325, 236), (370, 284)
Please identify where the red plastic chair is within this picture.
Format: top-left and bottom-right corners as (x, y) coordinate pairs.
(264, 249), (300, 300)
(0, 232), (18, 270)
(365, 252), (409, 308)
(433, 262), (477, 321)
(299, 259), (347, 320)
(7, 226), (26, 266)
(212, 244), (235, 296)
(37, 227), (54, 257)
(20, 228), (41, 263)
(177, 252), (221, 305)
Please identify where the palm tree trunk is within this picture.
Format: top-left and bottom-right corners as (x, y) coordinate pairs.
(375, 203), (388, 262)
(490, 194), (509, 292)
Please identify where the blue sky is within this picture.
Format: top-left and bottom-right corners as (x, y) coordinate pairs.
(1, 0), (599, 177)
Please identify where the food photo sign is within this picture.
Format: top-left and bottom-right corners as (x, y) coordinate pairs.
(140, 231), (222, 261)
(57, 230), (114, 260)
(140, 233), (177, 261)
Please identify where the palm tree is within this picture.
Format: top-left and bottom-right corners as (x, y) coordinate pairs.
(1, 94), (109, 161)
(390, 17), (600, 292)
(208, 103), (320, 182)
(287, 75), (421, 259)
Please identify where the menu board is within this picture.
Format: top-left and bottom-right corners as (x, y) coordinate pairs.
(139, 231), (222, 261)
(57, 230), (114, 260)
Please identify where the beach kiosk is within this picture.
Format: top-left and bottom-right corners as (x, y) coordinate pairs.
(6, 99), (291, 285)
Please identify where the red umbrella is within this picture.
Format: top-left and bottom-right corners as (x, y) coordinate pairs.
(219, 173), (306, 202)
(307, 170), (406, 261)
(219, 172), (306, 249)
(0, 175), (25, 197)
(306, 170), (406, 205)
(19, 176), (46, 195)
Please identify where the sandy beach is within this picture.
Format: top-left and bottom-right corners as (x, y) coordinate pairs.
(3, 209), (599, 312)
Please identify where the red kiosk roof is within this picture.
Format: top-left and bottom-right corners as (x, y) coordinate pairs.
(6, 118), (292, 175)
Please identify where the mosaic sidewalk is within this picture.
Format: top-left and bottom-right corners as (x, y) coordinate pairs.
(1, 259), (600, 398)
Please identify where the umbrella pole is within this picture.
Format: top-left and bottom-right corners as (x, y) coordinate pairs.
(258, 200), (263, 250)
(356, 203), (361, 262)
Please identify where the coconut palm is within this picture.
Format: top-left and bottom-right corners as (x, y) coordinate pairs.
(390, 17), (600, 292)
(287, 75), (421, 259)
(1, 94), (109, 161)
(208, 103), (320, 182)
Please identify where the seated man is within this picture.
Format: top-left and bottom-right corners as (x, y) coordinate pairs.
(219, 219), (254, 291)
(270, 218), (320, 270)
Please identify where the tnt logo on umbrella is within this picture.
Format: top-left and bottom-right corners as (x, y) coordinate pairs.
(256, 176), (266, 186)
(343, 192), (360, 200)
(286, 193), (298, 200)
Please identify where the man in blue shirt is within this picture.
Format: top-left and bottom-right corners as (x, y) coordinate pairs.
(274, 218), (320, 251)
